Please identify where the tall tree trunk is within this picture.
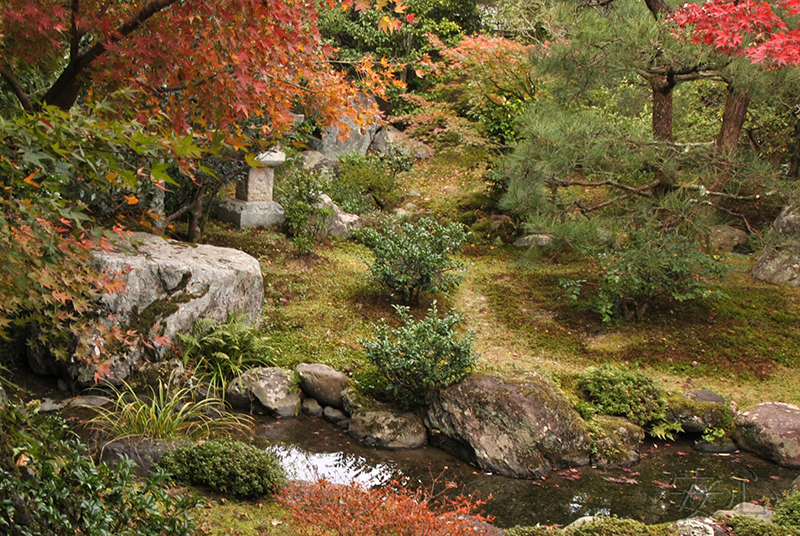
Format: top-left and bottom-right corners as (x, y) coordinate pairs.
(652, 77), (674, 143)
(716, 87), (750, 151)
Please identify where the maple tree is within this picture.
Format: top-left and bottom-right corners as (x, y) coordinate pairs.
(0, 0), (404, 134)
(671, 0), (800, 67)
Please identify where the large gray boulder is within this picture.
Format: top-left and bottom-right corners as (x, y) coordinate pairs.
(309, 93), (382, 160)
(426, 372), (592, 478)
(734, 402), (800, 467)
(349, 410), (427, 449)
(753, 206), (800, 285)
(296, 363), (348, 409)
(226, 367), (300, 418)
(30, 233), (263, 387)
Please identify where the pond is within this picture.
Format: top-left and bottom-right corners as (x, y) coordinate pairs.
(253, 413), (800, 529)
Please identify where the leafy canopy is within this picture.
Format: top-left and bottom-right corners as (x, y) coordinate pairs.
(0, 0), (404, 132)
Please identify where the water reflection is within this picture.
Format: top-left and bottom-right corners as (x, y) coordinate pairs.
(268, 444), (396, 487)
(254, 415), (800, 529)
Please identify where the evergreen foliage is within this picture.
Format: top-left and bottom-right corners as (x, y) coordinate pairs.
(158, 439), (286, 498)
(356, 217), (467, 304)
(274, 168), (333, 255)
(577, 365), (668, 428)
(177, 313), (274, 394)
(360, 302), (478, 406)
(0, 401), (196, 536)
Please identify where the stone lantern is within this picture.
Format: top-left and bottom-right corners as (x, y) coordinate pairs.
(217, 149), (285, 228)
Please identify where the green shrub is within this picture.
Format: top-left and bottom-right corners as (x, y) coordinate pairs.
(505, 526), (558, 536)
(0, 401), (196, 536)
(355, 217), (468, 304)
(177, 312), (274, 394)
(578, 366), (668, 428)
(330, 149), (412, 214)
(88, 381), (252, 442)
(775, 490), (800, 528)
(360, 302), (478, 406)
(274, 168), (332, 254)
(725, 515), (800, 536)
(594, 228), (728, 322)
(567, 516), (653, 536)
(158, 439), (286, 498)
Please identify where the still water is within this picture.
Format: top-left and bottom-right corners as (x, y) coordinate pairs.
(253, 413), (800, 529)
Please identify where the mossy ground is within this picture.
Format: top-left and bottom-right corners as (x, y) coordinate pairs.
(200, 151), (800, 411)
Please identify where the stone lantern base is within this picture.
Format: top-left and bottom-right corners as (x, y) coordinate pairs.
(217, 200), (284, 228)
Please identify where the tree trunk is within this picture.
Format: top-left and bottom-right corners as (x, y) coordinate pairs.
(716, 88), (750, 151)
(790, 117), (800, 180)
(651, 74), (674, 143)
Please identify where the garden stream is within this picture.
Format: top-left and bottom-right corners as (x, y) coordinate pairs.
(253, 413), (800, 529)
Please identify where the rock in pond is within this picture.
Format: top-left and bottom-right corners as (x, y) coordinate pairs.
(426, 372), (592, 478)
(734, 402), (800, 468)
(589, 415), (645, 469)
(349, 409), (427, 449)
(296, 363), (348, 409)
(226, 367), (300, 418)
(667, 389), (732, 434)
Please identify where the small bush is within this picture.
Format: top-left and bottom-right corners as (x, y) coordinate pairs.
(330, 149), (413, 214)
(278, 479), (491, 536)
(360, 302), (478, 406)
(178, 312), (274, 394)
(158, 439), (286, 498)
(775, 490), (800, 528)
(567, 516), (653, 536)
(594, 228), (728, 322)
(578, 365), (667, 428)
(725, 515), (800, 536)
(274, 168), (332, 254)
(355, 217), (468, 304)
(0, 401), (196, 536)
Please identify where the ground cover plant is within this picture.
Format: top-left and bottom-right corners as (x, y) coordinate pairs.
(0, 400), (196, 536)
(177, 313), (275, 395)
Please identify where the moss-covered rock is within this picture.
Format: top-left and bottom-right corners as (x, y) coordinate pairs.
(665, 390), (732, 434)
(589, 415), (645, 469)
(426, 372), (591, 478)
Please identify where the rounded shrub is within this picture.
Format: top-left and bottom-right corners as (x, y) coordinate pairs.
(360, 301), (478, 406)
(355, 217), (467, 304)
(725, 515), (800, 536)
(578, 365), (667, 427)
(158, 439), (286, 498)
(775, 490), (800, 528)
(567, 516), (652, 536)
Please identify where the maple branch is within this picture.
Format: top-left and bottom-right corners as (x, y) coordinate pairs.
(42, 0), (182, 110)
(70, 0), (82, 60)
(0, 64), (34, 112)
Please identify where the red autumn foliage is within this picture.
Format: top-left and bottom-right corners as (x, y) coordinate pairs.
(278, 479), (494, 536)
(670, 0), (800, 66)
(0, 0), (405, 133)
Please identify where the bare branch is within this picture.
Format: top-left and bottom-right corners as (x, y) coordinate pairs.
(0, 64), (34, 112)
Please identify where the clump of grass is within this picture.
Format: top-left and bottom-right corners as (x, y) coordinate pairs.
(88, 381), (252, 442)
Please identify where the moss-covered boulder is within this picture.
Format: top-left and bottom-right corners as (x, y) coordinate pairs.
(425, 372), (591, 478)
(589, 415), (645, 469)
(666, 390), (731, 434)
